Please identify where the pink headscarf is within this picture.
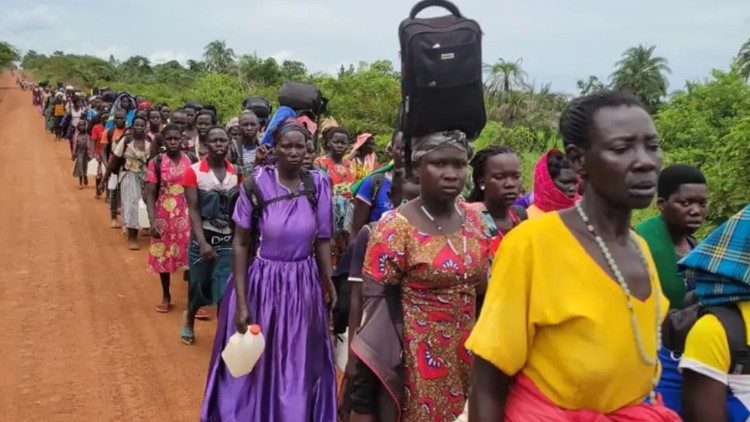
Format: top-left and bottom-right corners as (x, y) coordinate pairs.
(532, 149), (580, 213)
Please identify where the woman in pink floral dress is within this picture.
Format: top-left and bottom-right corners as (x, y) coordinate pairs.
(144, 124), (192, 313)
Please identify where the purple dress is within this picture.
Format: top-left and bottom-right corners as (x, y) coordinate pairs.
(201, 166), (337, 422)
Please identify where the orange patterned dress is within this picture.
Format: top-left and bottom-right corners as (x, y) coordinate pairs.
(363, 203), (489, 421)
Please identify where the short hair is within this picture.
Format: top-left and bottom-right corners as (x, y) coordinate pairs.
(559, 90), (646, 148)
(324, 127), (350, 143)
(275, 121), (312, 144)
(160, 123), (182, 136)
(196, 109), (217, 124)
(658, 164), (706, 199)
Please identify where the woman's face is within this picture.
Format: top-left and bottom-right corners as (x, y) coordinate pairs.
(328, 133), (349, 157)
(185, 108), (197, 127)
(205, 129), (230, 158)
(359, 138), (375, 155)
(228, 126), (240, 141)
(483, 153), (521, 206)
(553, 167), (578, 198)
(573, 105), (662, 210)
(171, 113), (187, 133)
(163, 129), (182, 153)
(276, 131), (307, 171)
(160, 106), (171, 122)
(148, 111), (162, 128)
(132, 118), (147, 137)
(77, 121), (87, 132)
(419, 147), (468, 202)
(196, 114), (213, 138)
(120, 97), (131, 110)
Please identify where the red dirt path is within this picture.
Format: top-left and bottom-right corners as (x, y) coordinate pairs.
(0, 72), (213, 421)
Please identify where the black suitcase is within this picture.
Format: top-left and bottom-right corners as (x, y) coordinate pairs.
(242, 96), (272, 118)
(278, 82), (327, 116)
(399, 0), (485, 140)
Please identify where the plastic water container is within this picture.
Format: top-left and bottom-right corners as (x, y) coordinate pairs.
(86, 158), (98, 177)
(138, 199), (150, 228)
(221, 325), (266, 378)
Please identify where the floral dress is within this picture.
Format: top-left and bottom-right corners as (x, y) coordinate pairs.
(146, 154), (192, 273)
(315, 155), (356, 265)
(363, 203), (490, 421)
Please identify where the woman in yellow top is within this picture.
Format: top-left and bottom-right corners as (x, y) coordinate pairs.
(466, 91), (680, 421)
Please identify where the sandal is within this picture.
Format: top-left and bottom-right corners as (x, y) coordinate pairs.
(180, 326), (195, 345)
(155, 301), (173, 313)
(195, 307), (211, 321)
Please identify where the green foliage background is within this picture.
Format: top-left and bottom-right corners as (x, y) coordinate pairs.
(13, 40), (750, 231)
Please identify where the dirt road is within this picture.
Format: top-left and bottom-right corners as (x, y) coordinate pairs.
(0, 73), (213, 421)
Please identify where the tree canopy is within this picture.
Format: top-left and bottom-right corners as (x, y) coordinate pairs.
(11, 38), (750, 228)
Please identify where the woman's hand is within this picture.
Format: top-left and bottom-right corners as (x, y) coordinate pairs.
(199, 241), (218, 261)
(234, 304), (251, 334)
(324, 277), (337, 311)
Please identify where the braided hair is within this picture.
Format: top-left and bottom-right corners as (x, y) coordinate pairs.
(559, 91), (645, 148)
(467, 145), (517, 203)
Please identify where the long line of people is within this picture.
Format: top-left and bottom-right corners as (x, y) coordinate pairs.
(23, 77), (749, 421)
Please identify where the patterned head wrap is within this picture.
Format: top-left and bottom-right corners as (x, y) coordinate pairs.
(411, 130), (470, 164)
(225, 117), (239, 130)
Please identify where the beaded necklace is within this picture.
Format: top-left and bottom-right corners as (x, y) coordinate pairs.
(419, 199), (469, 280)
(575, 202), (661, 402)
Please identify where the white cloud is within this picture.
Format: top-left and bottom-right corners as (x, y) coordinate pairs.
(270, 50), (294, 64)
(6, 4), (55, 25)
(149, 50), (191, 65)
(92, 46), (129, 62)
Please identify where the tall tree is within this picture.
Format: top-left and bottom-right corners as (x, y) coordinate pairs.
(610, 44), (671, 111)
(0, 41), (20, 69)
(576, 75), (606, 95)
(280, 60), (307, 81)
(484, 58), (528, 97)
(736, 37), (750, 81)
(203, 40), (236, 74)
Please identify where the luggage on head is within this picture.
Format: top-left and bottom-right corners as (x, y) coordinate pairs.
(242, 97), (272, 119)
(398, 0), (486, 140)
(278, 82), (327, 117)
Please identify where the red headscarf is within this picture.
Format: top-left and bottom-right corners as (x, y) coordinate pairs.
(137, 100), (152, 110)
(532, 149), (580, 212)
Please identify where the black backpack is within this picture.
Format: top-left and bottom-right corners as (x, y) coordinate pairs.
(278, 82), (327, 116)
(398, 0), (485, 140)
(663, 302), (750, 374)
(242, 97), (272, 119)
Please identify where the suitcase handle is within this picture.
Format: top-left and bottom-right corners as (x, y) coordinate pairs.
(409, 0), (463, 19)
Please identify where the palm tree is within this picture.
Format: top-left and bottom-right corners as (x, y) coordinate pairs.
(484, 58), (528, 98)
(576, 75), (606, 95)
(610, 44), (671, 111)
(203, 40), (236, 74)
(736, 37), (750, 81)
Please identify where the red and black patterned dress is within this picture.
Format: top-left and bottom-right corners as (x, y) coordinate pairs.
(363, 203), (490, 421)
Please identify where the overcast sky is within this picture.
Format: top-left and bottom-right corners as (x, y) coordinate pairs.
(1, 0), (748, 93)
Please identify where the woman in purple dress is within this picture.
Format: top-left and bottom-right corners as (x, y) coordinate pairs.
(201, 121), (337, 421)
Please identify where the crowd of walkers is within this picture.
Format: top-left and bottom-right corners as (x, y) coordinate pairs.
(20, 74), (750, 421)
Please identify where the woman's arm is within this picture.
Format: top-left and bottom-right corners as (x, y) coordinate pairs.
(682, 370), (727, 422)
(232, 225), (252, 334)
(314, 238), (336, 309)
(144, 181), (159, 234)
(469, 357), (514, 422)
(350, 198), (373, 242)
